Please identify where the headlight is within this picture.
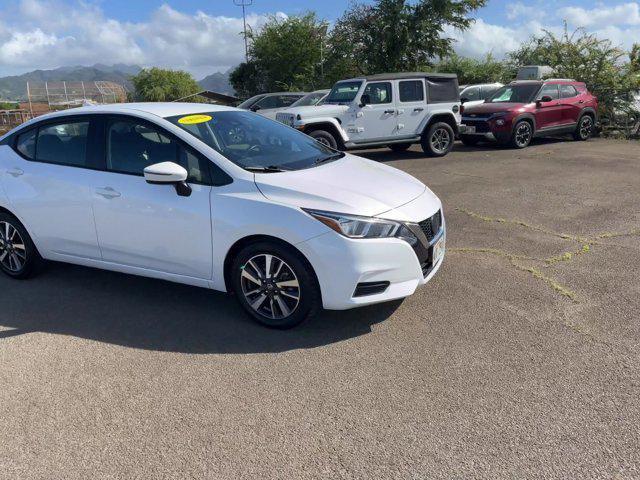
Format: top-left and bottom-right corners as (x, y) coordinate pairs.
(495, 118), (505, 126)
(303, 209), (418, 245)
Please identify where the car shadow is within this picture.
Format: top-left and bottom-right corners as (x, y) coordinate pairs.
(0, 262), (401, 354)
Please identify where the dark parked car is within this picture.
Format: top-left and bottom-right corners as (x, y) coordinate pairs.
(460, 80), (598, 148)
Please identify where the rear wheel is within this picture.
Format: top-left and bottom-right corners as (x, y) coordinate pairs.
(510, 120), (533, 149)
(309, 129), (338, 150)
(573, 115), (593, 141)
(460, 135), (481, 146)
(388, 142), (412, 152)
(231, 241), (321, 329)
(421, 122), (454, 157)
(0, 213), (42, 279)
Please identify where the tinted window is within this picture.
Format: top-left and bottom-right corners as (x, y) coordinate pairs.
(399, 80), (424, 102)
(461, 86), (480, 101)
(481, 86), (500, 100)
(427, 78), (459, 103)
(538, 84), (559, 100)
(560, 85), (578, 98)
(363, 82), (392, 104)
(16, 129), (36, 159)
(37, 121), (89, 167)
(257, 95), (301, 109)
(106, 118), (212, 184)
(324, 81), (362, 104)
(167, 111), (341, 172)
(238, 94), (266, 110)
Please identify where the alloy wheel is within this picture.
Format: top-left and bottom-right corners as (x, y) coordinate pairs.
(430, 128), (451, 154)
(515, 122), (532, 147)
(0, 221), (27, 273)
(580, 116), (593, 139)
(240, 254), (301, 320)
(315, 137), (331, 147)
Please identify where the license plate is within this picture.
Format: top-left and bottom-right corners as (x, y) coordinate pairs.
(433, 237), (445, 264)
(465, 125), (476, 134)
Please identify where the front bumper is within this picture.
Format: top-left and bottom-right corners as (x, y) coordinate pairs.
(461, 116), (512, 142)
(296, 211), (445, 310)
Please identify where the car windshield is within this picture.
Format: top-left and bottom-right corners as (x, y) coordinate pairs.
(487, 84), (540, 103)
(324, 81), (362, 104)
(291, 92), (327, 107)
(237, 94), (265, 110)
(166, 111), (344, 172)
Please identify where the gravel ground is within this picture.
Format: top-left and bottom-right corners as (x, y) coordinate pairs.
(1, 137), (639, 479)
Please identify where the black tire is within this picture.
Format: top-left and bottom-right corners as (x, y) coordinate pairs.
(421, 122), (455, 157)
(309, 129), (338, 150)
(573, 114), (594, 141)
(231, 241), (321, 329)
(509, 120), (533, 149)
(0, 212), (42, 279)
(460, 135), (481, 146)
(388, 142), (412, 152)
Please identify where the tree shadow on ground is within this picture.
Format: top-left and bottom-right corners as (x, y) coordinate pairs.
(0, 262), (401, 354)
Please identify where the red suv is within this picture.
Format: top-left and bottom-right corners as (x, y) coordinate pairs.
(460, 80), (598, 148)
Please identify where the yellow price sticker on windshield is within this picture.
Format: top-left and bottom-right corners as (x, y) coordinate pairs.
(178, 114), (212, 125)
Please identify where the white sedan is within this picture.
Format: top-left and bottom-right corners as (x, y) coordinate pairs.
(0, 103), (445, 328)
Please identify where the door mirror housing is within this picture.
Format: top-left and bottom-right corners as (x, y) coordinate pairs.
(460, 97), (469, 104)
(359, 94), (370, 107)
(144, 162), (192, 197)
(250, 104), (261, 112)
(536, 95), (553, 107)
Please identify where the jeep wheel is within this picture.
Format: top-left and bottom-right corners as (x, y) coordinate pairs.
(510, 120), (533, 149)
(421, 122), (454, 157)
(573, 115), (593, 141)
(460, 135), (481, 147)
(309, 130), (338, 150)
(388, 143), (412, 152)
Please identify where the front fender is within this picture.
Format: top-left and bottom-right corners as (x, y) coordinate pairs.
(301, 117), (349, 142)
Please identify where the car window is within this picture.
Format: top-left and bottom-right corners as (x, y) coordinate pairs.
(37, 120), (89, 167)
(291, 92), (326, 107)
(256, 95), (300, 109)
(399, 80), (424, 102)
(363, 82), (392, 104)
(324, 81), (362, 104)
(560, 85), (578, 98)
(461, 86), (480, 101)
(238, 94), (265, 110)
(538, 84), (559, 100)
(481, 86), (500, 100)
(488, 84), (540, 103)
(15, 128), (36, 159)
(105, 118), (211, 184)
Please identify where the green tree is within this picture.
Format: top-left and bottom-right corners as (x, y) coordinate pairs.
(324, 0), (487, 80)
(230, 13), (328, 96)
(436, 53), (507, 85)
(131, 68), (201, 102)
(506, 25), (640, 123)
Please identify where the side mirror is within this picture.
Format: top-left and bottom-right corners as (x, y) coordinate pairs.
(359, 94), (370, 107)
(250, 104), (261, 112)
(144, 162), (192, 197)
(536, 95), (553, 107)
(460, 97), (469, 104)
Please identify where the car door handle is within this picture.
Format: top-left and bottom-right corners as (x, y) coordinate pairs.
(95, 187), (121, 199)
(7, 168), (24, 177)
(384, 109), (395, 114)
(413, 107), (424, 112)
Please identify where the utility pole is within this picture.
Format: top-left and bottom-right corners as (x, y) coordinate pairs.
(234, 0), (253, 63)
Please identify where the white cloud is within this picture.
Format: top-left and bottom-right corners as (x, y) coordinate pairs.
(0, 0), (277, 78)
(506, 2), (542, 21)
(559, 2), (640, 27)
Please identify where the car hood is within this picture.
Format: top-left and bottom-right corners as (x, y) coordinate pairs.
(464, 102), (526, 114)
(279, 104), (350, 118)
(254, 153), (432, 218)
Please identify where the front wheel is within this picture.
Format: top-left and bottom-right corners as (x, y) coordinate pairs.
(510, 120), (533, 149)
(573, 115), (593, 141)
(231, 241), (321, 329)
(421, 122), (454, 157)
(309, 129), (338, 150)
(0, 213), (42, 279)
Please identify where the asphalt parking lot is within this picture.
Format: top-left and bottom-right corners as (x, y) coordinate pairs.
(1, 137), (639, 479)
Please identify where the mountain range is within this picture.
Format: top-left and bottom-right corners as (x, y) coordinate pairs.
(0, 64), (234, 101)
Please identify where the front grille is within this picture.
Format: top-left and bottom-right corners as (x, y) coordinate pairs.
(418, 210), (442, 243)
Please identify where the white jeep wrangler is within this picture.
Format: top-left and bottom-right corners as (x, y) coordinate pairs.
(275, 72), (463, 157)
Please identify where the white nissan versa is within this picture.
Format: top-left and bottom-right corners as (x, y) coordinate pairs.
(0, 103), (445, 328)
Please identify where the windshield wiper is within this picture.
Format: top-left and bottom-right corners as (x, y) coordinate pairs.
(244, 165), (289, 173)
(314, 152), (345, 165)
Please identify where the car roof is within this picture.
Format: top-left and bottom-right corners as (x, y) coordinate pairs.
(24, 102), (240, 121)
(341, 72), (458, 82)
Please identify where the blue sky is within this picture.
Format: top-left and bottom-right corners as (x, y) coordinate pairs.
(0, 0), (639, 78)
